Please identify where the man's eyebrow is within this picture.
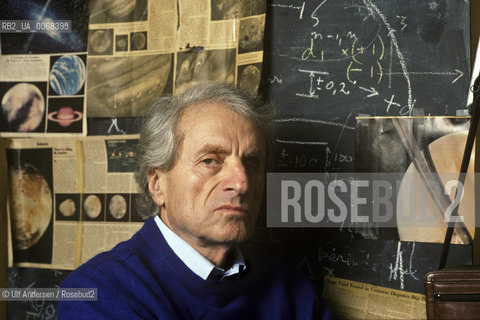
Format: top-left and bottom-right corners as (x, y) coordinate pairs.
(196, 143), (229, 156)
(195, 144), (265, 158)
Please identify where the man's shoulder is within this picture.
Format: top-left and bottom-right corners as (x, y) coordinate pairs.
(61, 236), (138, 287)
(58, 219), (166, 319)
(61, 218), (158, 287)
(81, 240), (136, 268)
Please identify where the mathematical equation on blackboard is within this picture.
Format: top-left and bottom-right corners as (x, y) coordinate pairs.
(262, 0), (470, 172)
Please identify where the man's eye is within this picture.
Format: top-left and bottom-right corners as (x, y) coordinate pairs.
(202, 158), (218, 166)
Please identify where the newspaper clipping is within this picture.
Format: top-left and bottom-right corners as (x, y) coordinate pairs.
(323, 276), (426, 319)
(87, 0), (266, 117)
(5, 135), (144, 270)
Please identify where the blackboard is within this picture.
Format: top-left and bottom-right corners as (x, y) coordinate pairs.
(251, 222), (472, 295)
(260, 0), (470, 172)
(316, 237), (471, 294)
(256, 0), (473, 296)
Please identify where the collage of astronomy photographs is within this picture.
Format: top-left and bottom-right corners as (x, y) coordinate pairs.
(0, 0), (267, 133)
(0, 0), (89, 135)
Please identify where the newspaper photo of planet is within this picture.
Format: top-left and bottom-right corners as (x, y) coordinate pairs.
(89, 29), (113, 55)
(49, 54), (86, 96)
(89, 0), (148, 23)
(8, 163), (52, 250)
(83, 194), (102, 219)
(211, 0), (265, 20)
(1, 83), (45, 132)
(48, 106), (83, 127)
(104, 0), (136, 19)
(238, 64), (261, 95)
(87, 54), (173, 117)
(116, 35), (128, 52)
(396, 131), (474, 244)
(238, 16), (264, 54)
(109, 194), (127, 220)
(130, 31), (146, 50)
(59, 198), (76, 217)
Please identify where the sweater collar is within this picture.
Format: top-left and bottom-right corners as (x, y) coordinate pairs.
(154, 215), (246, 281)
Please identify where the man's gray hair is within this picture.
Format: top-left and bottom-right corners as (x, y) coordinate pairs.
(134, 82), (275, 217)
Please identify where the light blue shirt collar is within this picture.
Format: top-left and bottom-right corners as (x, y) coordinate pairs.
(154, 215), (246, 280)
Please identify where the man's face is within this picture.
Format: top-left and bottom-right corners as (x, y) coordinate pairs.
(149, 102), (266, 248)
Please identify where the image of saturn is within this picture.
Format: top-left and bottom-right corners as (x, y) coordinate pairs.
(47, 97), (84, 133)
(6, 147), (54, 264)
(0, 82), (47, 133)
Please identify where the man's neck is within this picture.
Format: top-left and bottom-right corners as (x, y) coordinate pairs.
(193, 242), (236, 270)
(159, 214), (236, 270)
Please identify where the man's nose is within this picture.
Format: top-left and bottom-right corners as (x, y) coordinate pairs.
(223, 160), (248, 195)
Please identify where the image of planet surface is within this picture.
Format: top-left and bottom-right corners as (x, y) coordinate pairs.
(238, 65), (261, 95)
(59, 198), (76, 217)
(105, 0), (136, 19)
(87, 54), (172, 117)
(109, 195), (127, 219)
(1, 83), (45, 132)
(83, 194), (102, 219)
(9, 163), (52, 250)
(50, 54), (86, 96)
(239, 17), (264, 53)
(48, 106), (83, 127)
(89, 0), (145, 23)
(396, 131), (474, 244)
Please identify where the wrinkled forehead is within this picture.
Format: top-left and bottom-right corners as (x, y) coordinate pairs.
(177, 101), (253, 132)
(175, 101), (266, 154)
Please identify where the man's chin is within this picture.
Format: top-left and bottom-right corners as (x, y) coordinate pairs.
(216, 225), (254, 245)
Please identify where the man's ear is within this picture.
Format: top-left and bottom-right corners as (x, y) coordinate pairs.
(148, 169), (166, 207)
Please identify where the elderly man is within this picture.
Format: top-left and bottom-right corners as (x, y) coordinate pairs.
(59, 83), (329, 319)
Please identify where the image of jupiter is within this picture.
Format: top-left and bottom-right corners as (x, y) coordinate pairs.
(87, 54), (172, 117)
(89, 0), (147, 23)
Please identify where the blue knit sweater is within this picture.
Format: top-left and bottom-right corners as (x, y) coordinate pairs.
(58, 217), (330, 319)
